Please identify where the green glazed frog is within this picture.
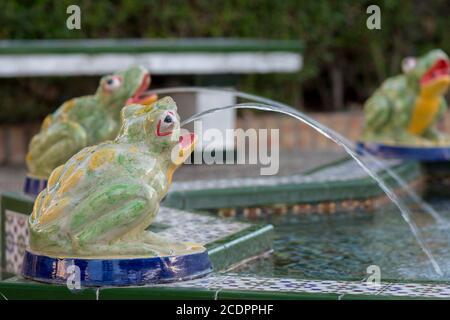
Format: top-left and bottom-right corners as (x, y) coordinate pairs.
(28, 97), (201, 258)
(26, 65), (157, 178)
(362, 49), (450, 145)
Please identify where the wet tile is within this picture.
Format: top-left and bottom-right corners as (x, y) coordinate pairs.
(379, 282), (450, 298)
(337, 281), (383, 295)
(5, 239), (26, 274)
(156, 207), (249, 244)
(4, 210), (29, 246)
(160, 273), (450, 299)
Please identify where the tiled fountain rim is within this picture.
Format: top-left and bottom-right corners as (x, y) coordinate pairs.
(0, 158), (442, 299)
(170, 157), (403, 192)
(155, 273), (450, 299)
(164, 157), (421, 211)
(3, 272), (450, 299)
(3, 204), (450, 299)
(1, 197), (273, 274)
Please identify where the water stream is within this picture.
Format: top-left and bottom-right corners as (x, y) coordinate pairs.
(146, 87), (444, 276)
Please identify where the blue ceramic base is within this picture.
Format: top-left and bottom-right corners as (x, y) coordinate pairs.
(21, 249), (213, 287)
(357, 141), (450, 161)
(23, 175), (47, 197)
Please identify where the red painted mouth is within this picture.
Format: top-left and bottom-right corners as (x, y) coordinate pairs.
(421, 59), (450, 86)
(126, 73), (156, 105)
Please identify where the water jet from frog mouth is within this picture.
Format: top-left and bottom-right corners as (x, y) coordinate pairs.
(144, 87), (445, 276)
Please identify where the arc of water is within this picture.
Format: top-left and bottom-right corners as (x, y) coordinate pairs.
(146, 87), (443, 276)
(151, 87), (445, 224)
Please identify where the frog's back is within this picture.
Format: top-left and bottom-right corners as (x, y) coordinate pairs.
(52, 95), (96, 123)
(30, 141), (158, 227)
(46, 142), (139, 198)
(363, 75), (411, 134)
(371, 75), (409, 101)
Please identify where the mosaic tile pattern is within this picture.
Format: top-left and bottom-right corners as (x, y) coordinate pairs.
(155, 207), (249, 244)
(160, 273), (450, 298)
(2, 207), (250, 275)
(171, 158), (401, 192)
(4, 210), (29, 274)
(379, 282), (450, 298)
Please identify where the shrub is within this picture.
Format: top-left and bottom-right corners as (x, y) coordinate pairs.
(0, 0), (449, 122)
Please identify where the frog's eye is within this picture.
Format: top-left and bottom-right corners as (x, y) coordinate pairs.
(103, 76), (122, 91)
(402, 57), (417, 73)
(164, 114), (173, 124)
(156, 111), (177, 137)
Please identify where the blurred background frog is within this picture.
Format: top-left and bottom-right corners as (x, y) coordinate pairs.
(26, 65), (157, 178)
(362, 49), (450, 146)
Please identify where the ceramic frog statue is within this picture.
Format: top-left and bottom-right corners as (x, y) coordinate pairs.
(28, 97), (201, 258)
(362, 49), (450, 145)
(26, 65), (158, 178)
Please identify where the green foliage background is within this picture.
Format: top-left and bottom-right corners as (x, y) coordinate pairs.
(1, 0), (449, 123)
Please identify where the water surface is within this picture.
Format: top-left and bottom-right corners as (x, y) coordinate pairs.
(237, 196), (450, 282)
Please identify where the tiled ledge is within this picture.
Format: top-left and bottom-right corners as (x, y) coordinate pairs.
(165, 158), (422, 211)
(1, 192), (273, 274)
(170, 158), (401, 192)
(158, 273), (450, 299)
(2, 273), (450, 300)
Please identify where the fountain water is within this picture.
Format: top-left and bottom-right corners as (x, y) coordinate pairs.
(152, 87), (445, 223)
(145, 87), (444, 276)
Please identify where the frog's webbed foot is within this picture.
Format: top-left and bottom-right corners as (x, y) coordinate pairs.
(27, 121), (88, 177)
(142, 231), (185, 254)
(80, 241), (165, 258)
(142, 231), (206, 256)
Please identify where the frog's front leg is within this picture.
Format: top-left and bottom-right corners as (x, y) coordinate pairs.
(27, 121), (88, 177)
(391, 99), (432, 145)
(141, 231), (189, 254)
(67, 182), (159, 257)
(422, 127), (450, 144)
(422, 99), (450, 144)
(141, 231), (205, 256)
(392, 129), (433, 146)
(88, 116), (119, 144)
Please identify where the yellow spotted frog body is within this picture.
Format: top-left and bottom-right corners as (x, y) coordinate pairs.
(363, 49), (450, 145)
(29, 97), (198, 258)
(26, 65), (157, 178)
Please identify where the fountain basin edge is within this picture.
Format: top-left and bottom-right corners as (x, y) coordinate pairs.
(21, 249), (213, 287)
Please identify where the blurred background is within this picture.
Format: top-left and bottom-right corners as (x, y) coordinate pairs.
(0, 0), (449, 187)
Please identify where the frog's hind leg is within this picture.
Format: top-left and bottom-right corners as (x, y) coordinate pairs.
(68, 182), (159, 257)
(27, 121), (87, 176)
(422, 99), (450, 144)
(363, 95), (392, 140)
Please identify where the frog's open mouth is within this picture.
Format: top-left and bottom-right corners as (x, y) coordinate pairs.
(126, 73), (157, 105)
(420, 59), (450, 86)
(169, 132), (196, 172)
(179, 133), (196, 150)
(177, 133), (197, 162)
